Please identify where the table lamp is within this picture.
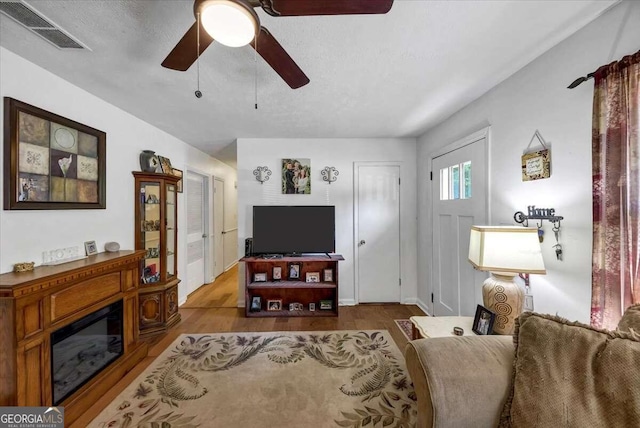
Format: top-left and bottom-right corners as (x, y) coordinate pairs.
(468, 226), (546, 335)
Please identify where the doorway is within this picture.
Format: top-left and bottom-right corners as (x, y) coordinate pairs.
(185, 170), (209, 296)
(431, 129), (488, 316)
(354, 162), (401, 303)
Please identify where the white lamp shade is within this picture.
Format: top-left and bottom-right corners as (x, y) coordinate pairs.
(468, 226), (546, 274)
(201, 1), (257, 47)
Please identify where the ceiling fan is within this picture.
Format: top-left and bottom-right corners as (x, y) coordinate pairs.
(161, 0), (394, 89)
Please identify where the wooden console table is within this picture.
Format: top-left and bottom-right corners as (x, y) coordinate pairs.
(0, 251), (148, 425)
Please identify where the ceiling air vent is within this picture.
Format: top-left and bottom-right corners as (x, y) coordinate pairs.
(0, 0), (88, 50)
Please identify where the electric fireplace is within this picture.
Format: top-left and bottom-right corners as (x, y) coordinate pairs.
(50, 300), (124, 405)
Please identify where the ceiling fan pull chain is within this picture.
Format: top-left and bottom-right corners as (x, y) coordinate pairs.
(254, 34), (258, 110)
(195, 12), (202, 98)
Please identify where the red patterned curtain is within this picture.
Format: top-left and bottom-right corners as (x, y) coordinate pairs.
(591, 50), (640, 330)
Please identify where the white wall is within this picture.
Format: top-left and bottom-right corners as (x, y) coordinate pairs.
(0, 47), (237, 304)
(237, 138), (417, 307)
(416, 1), (640, 323)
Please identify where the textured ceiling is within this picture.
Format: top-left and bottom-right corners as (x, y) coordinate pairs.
(0, 0), (618, 167)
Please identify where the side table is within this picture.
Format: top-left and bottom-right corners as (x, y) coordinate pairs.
(409, 316), (476, 340)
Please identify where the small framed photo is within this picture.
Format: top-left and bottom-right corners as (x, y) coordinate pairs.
(157, 155), (173, 174)
(267, 299), (282, 311)
(273, 266), (282, 281)
(289, 302), (303, 311)
(472, 304), (496, 335)
(84, 240), (98, 256)
(250, 296), (261, 312)
(309, 303), (316, 312)
(323, 269), (333, 282)
(306, 272), (320, 283)
(319, 300), (333, 310)
(254, 272), (267, 282)
(172, 168), (183, 193)
(288, 263), (300, 279)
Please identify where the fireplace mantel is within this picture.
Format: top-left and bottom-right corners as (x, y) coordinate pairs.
(0, 250), (148, 425)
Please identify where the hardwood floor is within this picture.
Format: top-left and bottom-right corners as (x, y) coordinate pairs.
(72, 268), (426, 427)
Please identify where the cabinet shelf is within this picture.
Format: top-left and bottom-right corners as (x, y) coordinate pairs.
(248, 281), (336, 289)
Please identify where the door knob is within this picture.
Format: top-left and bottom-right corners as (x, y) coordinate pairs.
(358, 240), (366, 247)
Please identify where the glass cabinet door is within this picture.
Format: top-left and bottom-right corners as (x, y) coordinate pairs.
(166, 183), (176, 278)
(141, 181), (161, 284)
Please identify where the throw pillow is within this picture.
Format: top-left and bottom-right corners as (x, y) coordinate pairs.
(618, 303), (640, 333)
(499, 312), (640, 428)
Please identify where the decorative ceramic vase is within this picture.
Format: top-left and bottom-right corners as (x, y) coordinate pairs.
(140, 150), (159, 172)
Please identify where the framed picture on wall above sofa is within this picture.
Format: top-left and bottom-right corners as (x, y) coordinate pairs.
(3, 97), (106, 210)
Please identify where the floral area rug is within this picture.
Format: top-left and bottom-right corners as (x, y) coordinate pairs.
(90, 331), (417, 428)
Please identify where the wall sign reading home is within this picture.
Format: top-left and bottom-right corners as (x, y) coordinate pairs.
(3, 97), (106, 210)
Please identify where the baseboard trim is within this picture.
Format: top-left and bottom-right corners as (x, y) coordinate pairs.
(339, 299), (357, 306)
(402, 297), (417, 305)
(224, 260), (238, 271)
(415, 298), (431, 316)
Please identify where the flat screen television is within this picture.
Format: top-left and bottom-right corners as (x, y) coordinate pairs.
(252, 206), (335, 255)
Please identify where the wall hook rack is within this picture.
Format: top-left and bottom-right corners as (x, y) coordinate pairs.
(514, 205), (563, 228)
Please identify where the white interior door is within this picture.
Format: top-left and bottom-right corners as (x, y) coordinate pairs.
(213, 178), (224, 278)
(186, 171), (207, 295)
(432, 134), (487, 316)
(355, 164), (401, 303)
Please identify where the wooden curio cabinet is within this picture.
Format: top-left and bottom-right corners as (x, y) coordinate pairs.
(133, 172), (181, 339)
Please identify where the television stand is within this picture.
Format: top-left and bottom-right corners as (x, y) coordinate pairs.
(240, 254), (344, 318)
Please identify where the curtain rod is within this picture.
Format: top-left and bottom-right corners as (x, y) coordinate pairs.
(567, 72), (595, 89)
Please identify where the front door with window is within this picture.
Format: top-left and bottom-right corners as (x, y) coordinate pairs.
(432, 134), (487, 316)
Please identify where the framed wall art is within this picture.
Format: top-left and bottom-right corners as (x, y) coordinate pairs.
(282, 158), (311, 194)
(522, 130), (551, 181)
(3, 97), (106, 210)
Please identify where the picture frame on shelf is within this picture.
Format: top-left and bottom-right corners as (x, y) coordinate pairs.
(4, 97), (106, 210)
(172, 168), (183, 193)
(289, 302), (303, 311)
(250, 296), (261, 312)
(306, 272), (320, 283)
(472, 304), (496, 335)
(157, 155), (173, 174)
(273, 266), (282, 281)
(84, 240), (98, 256)
(319, 300), (333, 310)
(323, 269), (333, 282)
(267, 299), (282, 311)
(254, 272), (267, 282)
(288, 263), (300, 279)
(309, 303), (316, 312)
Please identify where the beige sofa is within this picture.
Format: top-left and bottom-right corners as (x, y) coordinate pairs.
(405, 306), (640, 428)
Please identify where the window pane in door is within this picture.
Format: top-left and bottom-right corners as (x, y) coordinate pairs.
(452, 165), (460, 200)
(440, 167), (450, 200)
(463, 161), (472, 199)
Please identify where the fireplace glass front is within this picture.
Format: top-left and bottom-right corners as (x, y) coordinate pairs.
(51, 300), (124, 405)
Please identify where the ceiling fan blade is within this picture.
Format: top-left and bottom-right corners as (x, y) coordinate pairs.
(161, 21), (214, 71)
(259, 0), (393, 17)
(251, 27), (309, 89)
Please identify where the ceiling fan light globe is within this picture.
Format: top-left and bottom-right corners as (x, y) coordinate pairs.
(200, 1), (257, 47)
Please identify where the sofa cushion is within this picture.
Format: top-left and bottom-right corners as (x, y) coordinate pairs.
(499, 312), (640, 428)
(618, 303), (640, 333)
